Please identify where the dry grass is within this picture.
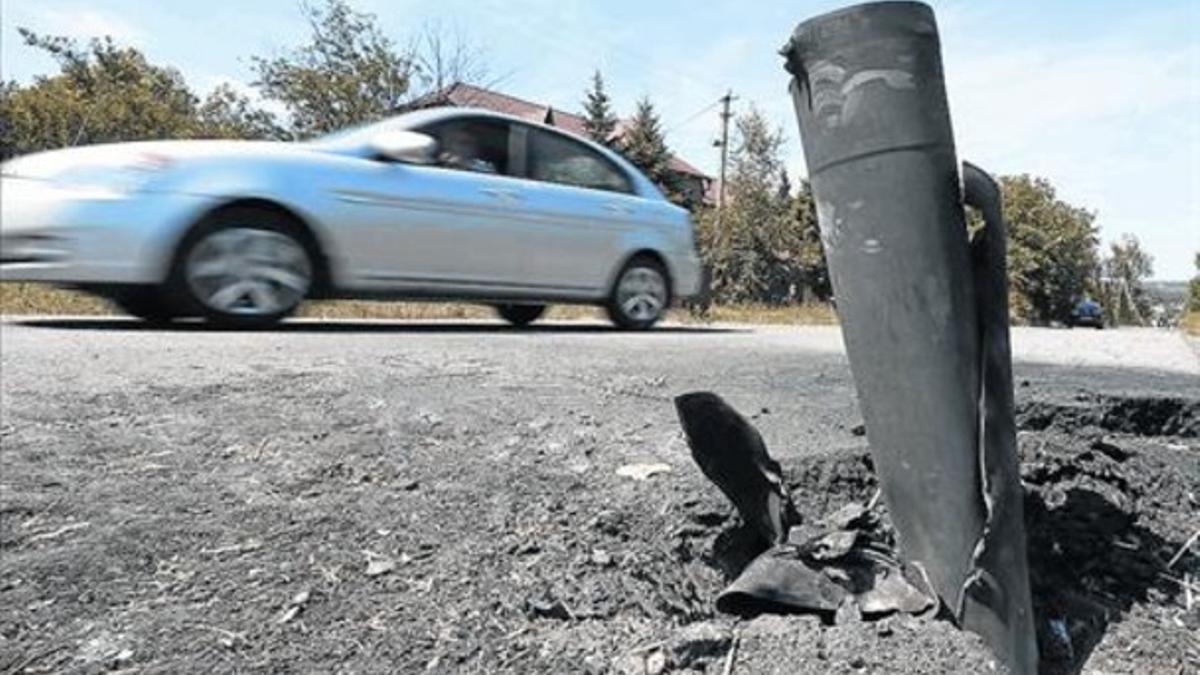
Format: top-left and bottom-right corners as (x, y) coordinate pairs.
(0, 283), (111, 315)
(0, 282), (838, 326)
(1181, 311), (1200, 337)
(693, 302), (838, 325)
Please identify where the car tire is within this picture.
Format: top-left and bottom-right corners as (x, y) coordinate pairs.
(495, 303), (546, 327)
(166, 207), (317, 329)
(108, 286), (176, 323)
(606, 255), (670, 330)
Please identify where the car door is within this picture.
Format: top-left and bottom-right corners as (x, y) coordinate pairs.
(331, 116), (537, 290)
(513, 126), (644, 293)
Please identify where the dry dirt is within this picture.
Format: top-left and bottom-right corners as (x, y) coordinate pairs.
(0, 319), (1196, 674)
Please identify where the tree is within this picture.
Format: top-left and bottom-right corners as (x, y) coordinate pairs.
(195, 84), (285, 140)
(777, 168), (792, 203)
(618, 98), (674, 186)
(582, 71), (617, 144)
(1188, 252), (1200, 312)
(1, 31), (283, 159)
(2, 30), (200, 158)
(792, 179), (830, 302)
(998, 175), (1100, 323)
(408, 21), (488, 96)
(251, 0), (414, 138)
(1102, 233), (1154, 324)
(693, 107), (828, 304)
(1105, 234), (1153, 290)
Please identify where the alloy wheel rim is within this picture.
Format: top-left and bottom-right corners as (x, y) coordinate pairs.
(617, 266), (667, 322)
(185, 227), (311, 316)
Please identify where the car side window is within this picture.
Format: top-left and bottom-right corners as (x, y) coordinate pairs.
(421, 118), (512, 176)
(527, 129), (632, 194)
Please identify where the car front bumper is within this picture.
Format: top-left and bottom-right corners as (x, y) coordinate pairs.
(0, 177), (217, 285)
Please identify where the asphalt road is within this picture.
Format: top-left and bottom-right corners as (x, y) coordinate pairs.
(1, 317), (1197, 673)
(2, 318), (1197, 459)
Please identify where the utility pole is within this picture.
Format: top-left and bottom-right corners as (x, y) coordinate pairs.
(716, 90), (735, 213)
(701, 90), (735, 313)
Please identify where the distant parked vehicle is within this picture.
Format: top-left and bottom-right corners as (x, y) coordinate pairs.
(1, 108), (702, 329)
(1067, 298), (1104, 329)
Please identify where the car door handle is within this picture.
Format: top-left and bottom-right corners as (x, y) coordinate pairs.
(480, 187), (522, 201)
(604, 202), (635, 214)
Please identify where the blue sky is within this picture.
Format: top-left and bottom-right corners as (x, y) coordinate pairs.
(3, 0), (1197, 279)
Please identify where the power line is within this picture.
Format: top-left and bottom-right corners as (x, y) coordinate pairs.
(474, 0), (728, 102)
(664, 98), (723, 136)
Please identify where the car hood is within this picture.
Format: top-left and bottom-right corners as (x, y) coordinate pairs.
(1, 140), (320, 180)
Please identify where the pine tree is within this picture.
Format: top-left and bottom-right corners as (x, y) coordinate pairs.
(619, 97), (672, 187)
(582, 70), (617, 144)
(777, 167), (792, 203)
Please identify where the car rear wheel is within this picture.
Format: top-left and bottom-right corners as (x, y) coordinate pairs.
(606, 256), (670, 330)
(168, 208), (316, 328)
(495, 303), (545, 327)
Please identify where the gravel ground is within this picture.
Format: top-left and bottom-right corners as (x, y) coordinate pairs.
(0, 317), (1196, 674)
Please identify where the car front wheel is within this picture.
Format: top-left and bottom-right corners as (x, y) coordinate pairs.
(168, 208), (316, 328)
(606, 256), (670, 330)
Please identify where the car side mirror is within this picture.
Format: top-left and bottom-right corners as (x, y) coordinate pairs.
(369, 130), (438, 164)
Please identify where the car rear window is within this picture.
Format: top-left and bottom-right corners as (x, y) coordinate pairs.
(527, 129), (632, 194)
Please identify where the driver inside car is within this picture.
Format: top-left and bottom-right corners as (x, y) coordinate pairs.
(437, 126), (498, 174)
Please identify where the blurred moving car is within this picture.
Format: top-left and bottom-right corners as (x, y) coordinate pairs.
(1067, 297), (1104, 329)
(1, 108), (702, 329)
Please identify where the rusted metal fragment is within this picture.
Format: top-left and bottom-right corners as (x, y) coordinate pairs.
(802, 530), (859, 561)
(857, 561), (937, 617)
(716, 547), (846, 616)
(823, 502), (870, 530)
(674, 393), (939, 622)
(675, 392), (798, 545)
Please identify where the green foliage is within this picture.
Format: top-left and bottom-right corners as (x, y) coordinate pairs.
(693, 108), (828, 306)
(2, 1), (491, 156)
(1, 30), (283, 159)
(998, 174), (1099, 324)
(1187, 253), (1200, 312)
(2, 30), (199, 158)
(616, 97), (692, 205)
(251, 0), (414, 138)
(582, 71), (617, 144)
(1099, 233), (1154, 325)
(195, 84), (286, 140)
(618, 98), (672, 185)
(791, 180), (831, 302)
(1105, 234), (1154, 287)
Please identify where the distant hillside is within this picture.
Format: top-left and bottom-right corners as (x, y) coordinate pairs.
(1145, 281), (1190, 306)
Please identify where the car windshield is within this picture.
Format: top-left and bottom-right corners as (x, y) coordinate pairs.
(307, 115), (421, 148)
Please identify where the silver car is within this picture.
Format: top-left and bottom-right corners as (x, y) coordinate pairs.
(0, 108), (702, 329)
